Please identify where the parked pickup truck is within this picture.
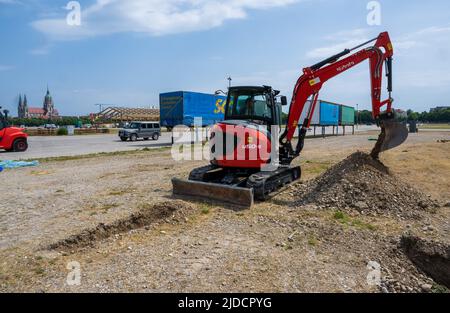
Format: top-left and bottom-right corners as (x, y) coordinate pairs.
(0, 108), (28, 152)
(118, 121), (161, 142)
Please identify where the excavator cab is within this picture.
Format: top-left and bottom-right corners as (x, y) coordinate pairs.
(224, 86), (286, 128)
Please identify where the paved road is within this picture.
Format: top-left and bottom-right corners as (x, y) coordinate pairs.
(2, 126), (448, 160)
(1, 126), (374, 160)
(0, 133), (173, 160)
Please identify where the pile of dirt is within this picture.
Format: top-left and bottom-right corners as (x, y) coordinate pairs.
(47, 200), (194, 252)
(295, 152), (438, 218)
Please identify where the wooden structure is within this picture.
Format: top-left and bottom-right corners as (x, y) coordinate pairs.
(94, 107), (159, 122)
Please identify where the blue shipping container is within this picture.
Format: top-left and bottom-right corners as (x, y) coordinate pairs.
(319, 101), (340, 126)
(160, 91), (227, 127)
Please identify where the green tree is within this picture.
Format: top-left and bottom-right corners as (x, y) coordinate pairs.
(406, 109), (419, 121)
(356, 110), (375, 124)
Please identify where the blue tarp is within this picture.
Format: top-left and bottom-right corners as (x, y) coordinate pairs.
(0, 160), (39, 170)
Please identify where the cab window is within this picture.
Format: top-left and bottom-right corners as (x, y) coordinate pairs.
(0, 119), (5, 130)
(226, 90), (273, 122)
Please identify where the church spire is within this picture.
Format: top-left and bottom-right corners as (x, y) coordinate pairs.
(18, 94), (25, 118)
(43, 86), (54, 118)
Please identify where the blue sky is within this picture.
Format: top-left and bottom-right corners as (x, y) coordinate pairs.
(1, 0), (449, 116)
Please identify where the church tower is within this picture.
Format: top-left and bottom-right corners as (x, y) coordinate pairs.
(43, 87), (54, 118)
(18, 94), (26, 118)
(23, 94), (29, 118)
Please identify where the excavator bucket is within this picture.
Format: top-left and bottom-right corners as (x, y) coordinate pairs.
(371, 119), (409, 159)
(172, 178), (255, 208)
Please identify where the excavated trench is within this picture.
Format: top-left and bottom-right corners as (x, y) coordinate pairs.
(401, 235), (450, 288)
(47, 200), (194, 252)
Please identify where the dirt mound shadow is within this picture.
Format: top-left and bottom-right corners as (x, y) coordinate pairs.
(48, 200), (194, 251)
(295, 151), (438, 218)
(401, 235), (450, 288)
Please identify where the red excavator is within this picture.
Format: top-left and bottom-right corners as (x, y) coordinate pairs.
(172, 32), (408, 207)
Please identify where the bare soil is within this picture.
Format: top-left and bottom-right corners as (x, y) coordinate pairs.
(0, 131), (449, 293)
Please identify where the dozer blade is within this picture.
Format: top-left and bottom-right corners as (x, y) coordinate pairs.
(371, 119), (409, 159)
(172, 178), (254, 207)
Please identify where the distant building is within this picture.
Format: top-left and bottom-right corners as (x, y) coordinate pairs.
(17, 87), (60, 119)
(430, 106), (449, 112)
(43, 87), (56, 118)
(17, 94), (28, 118)
(92, 106), (159, 122)
(394, 109), (407, 120)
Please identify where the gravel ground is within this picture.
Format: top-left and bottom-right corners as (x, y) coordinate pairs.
(0, 131), (449, 292)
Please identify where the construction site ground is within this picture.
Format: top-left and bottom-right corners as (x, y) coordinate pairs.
(1, 130), (449, 293)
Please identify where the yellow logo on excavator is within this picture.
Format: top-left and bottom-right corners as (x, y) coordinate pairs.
(214, 99), (226, 114)
(309, 77), (321, 86)
(387, 43), (393, 51)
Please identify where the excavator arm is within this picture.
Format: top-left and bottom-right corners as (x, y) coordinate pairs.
(280, 32), (408, 162)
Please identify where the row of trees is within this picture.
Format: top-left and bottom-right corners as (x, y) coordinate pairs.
(356, 108), (450, 124)
(407, 109), (450, 123)
(7, 109), (450, 127)
(9, 116), (92, 127)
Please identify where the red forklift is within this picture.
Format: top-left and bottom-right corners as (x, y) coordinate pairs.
(0, 107), (28, 152)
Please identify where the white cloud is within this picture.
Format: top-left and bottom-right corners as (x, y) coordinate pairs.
(306, 25), (450, 59)
(302, 25), (450, 108)
(32, 0), (299, 40)
(394, 25), (450, 54)
(306, 29), (372, 59)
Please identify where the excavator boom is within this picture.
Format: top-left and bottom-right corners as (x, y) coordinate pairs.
(280, 31), (408, 161)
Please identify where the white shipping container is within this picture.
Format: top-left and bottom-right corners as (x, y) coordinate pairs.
(299, 100), (320, 126)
